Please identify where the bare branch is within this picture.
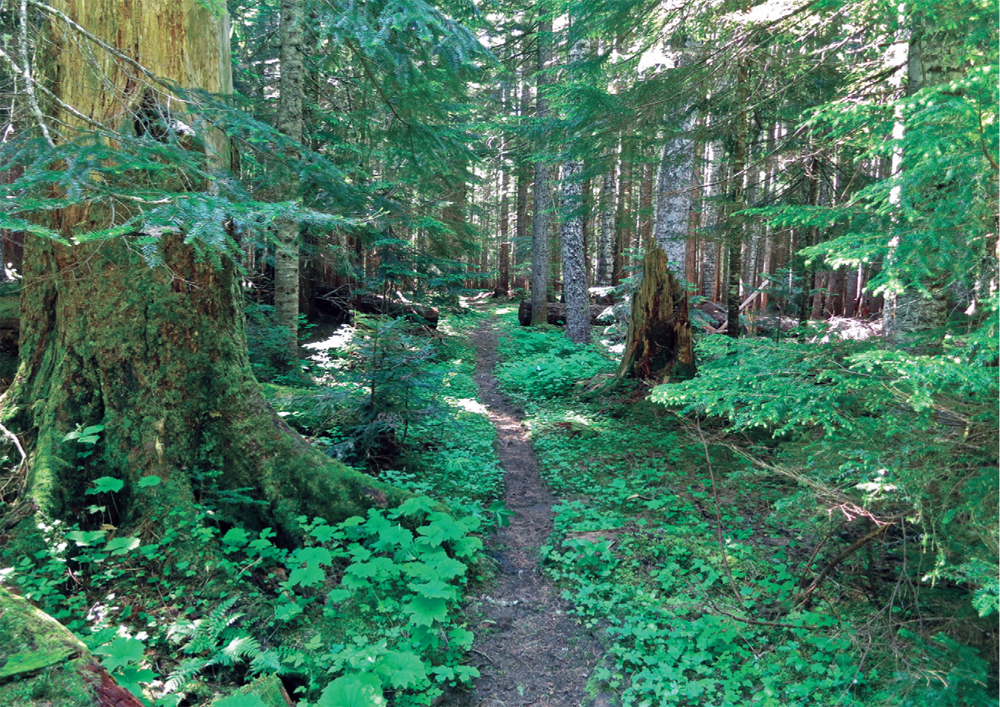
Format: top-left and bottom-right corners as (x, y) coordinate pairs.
(17, 0), (55, 146)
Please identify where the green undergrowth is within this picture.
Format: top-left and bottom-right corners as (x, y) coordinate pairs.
(491, 309), (997, 707)
(0, 308), (506, 706)
(2, 482), (487, 706)
(265, 309), (503, 507)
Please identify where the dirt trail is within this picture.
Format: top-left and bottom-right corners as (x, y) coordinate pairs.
(448, 316), (608, 707)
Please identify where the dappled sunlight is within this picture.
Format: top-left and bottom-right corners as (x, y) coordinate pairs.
(443, 397), (489, 415)
(303, 324), (355, 352)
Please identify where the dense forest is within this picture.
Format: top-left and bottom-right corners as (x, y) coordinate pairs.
(0, 0), (996, 705)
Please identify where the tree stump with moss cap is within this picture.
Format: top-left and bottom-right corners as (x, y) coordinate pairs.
(0, 585), (143, 707)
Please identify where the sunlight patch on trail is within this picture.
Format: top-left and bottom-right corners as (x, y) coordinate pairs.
(444, 397), (489, 415)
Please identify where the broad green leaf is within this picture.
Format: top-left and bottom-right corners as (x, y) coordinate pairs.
(113, 666), (156, 703)
(409, 578), (457, 601)
(316, 674), (386, 707)
(94, 637), (145, 673)
(372, 524), (413, 552)
(403, 594), (448, 626)
(274, 602), (303, 622)
(104, 536), (141, 556)
(66, 529), (108, 546)
(222, 527), (251, 547)
(393, 496), (437, 518)
(378, 651), (426, 689)
(288, 563), (326, 588)
(87, 477), (125, 495)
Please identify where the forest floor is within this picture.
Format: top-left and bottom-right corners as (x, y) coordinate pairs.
(447, 313), (610, 707)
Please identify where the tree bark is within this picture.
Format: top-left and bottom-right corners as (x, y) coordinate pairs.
(0, 0), (405, 548)
(613, 144), (631, 284)
(559, 37), (590, 345)
(496, 241), (511, 297)
(597, 167), (616, 286)
(725, 60), (749, 338)
(530, 11), (552, 325)
(890, 6), (966, 340)
(274, 0), (306, 354)
(514, 66), (532, 291)
(652, 120), (695, 279)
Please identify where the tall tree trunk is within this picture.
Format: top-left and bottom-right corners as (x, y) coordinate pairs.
(497, 136), (511, 296)
(1, 0), (404, 548)
(514, 65), (532, 291)
(560, 37), (590, 345)
(597, 166), (616, 286)
(799, 156), (820, 323)
(274, 0), (306, 354)
(891, 6), (966, 339)
(613, 146), (632, 284)
(726, 60), (749, 338)
(652, 118), (695, 279)
(529, 11), (552, 325)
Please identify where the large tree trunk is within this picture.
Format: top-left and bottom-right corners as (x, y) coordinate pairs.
(514, 66), (532, 291)
(559, 37), (590, 344)
(0, 0), (404, 548)
(618, 239), (695, 381)
(652, 122), (695, 279)
(890, 6), (966, 340)
(725, 60), (750, 338)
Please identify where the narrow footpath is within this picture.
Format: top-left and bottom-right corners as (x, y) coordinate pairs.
(449, 316), (609, 707)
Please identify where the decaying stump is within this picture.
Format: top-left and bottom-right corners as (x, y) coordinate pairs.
(617, 240), (695, 380)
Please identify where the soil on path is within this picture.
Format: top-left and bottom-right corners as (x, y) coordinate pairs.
(448, 315), (609, 707)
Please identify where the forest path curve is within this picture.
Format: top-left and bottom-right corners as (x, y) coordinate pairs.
(448, 314), (609, 707)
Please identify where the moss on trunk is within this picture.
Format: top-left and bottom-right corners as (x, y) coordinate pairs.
(1, 235), (405, 540)
(0, 0), (406, 544)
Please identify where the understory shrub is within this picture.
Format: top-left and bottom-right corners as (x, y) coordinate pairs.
(495, 326), (614, 399)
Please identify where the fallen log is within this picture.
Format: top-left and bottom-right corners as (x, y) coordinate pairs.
(517, 300), (612, 327)
(315, 286), (438, 328)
